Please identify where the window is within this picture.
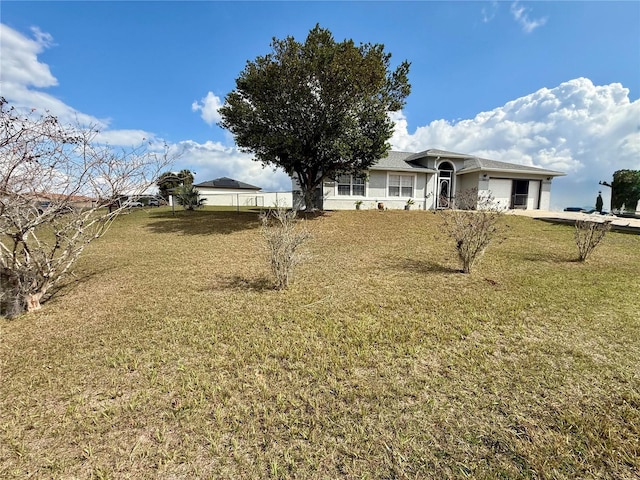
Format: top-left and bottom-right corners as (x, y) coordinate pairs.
(388, 174), (413, 197)
(337, 175), (365, 196)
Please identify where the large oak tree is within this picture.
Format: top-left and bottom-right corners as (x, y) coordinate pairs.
(219, 25), (411, 210)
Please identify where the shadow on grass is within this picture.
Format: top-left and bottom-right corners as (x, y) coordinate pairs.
(144, 209), (328, 236)
(521, 252), (578, 264)
(144, 210), (261, 236)
(43, 268), (113, 305)
(394, 257), (462, 274)
(296, 210), (329, 220)
(208, 275), (275, 292)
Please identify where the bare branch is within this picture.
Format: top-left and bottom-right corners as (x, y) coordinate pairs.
(0, 98), (171, 317)
(575, 220), (611, 262)
(260, 207), (311, 289)
(440, 188), (505, 274)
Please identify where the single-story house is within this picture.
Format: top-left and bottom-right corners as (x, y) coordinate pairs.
(192, 177), (261, 207)
(294, 149), (565, 210)
(192, 177), (293, 208)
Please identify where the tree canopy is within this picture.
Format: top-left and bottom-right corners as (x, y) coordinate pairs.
(174, 184), (205, 211)
(611, 169), (640, 212)
(219, 25), (411, 210)
(157, 169), (194, 200)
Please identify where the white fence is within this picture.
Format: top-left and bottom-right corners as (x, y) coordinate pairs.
(198, 191), (293, 209)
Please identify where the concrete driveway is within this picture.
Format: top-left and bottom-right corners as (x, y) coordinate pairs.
(506, 209), (640, 231)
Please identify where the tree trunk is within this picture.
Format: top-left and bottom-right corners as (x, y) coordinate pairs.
(303, 187), (316, 212)
(297, 168), (320, 212)
(0, 267), (48, 316)
(0, 268), (23, 318)
(25, 291), (44, 312)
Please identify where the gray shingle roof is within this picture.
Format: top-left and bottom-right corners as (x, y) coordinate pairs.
(457, 157), (565, 176)
(406, 149), (469, 162)
(385, 149), (564, 177)
(370, 151), (437, 173)
(194, 177), (261, 190)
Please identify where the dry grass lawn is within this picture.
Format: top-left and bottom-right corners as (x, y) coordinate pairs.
(1, 207), (639, 479)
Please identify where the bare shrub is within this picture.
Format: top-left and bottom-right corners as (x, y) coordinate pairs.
(441, 188), (504, 274)
(260, 208), (311, 290)
(0, 98), (169, 317)
(575, 220), (611, 261)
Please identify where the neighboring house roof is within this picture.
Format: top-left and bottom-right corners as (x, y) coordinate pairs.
(194, 177), (261, 190)
(370, 151), (437, 173)
(25, 192), (96, 202)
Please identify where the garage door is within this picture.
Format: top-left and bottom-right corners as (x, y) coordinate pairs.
(527, 180), (540, 209)
(488, 179), (512, 208)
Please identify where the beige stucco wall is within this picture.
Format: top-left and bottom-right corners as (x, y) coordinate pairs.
(295, 165), (558, 211)
(539, 179), (553, 210)
(322, 170), (433, 210)
(456, 173), (480, 196)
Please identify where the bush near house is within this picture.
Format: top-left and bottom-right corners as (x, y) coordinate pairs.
(1, 209), (638, 479)
(575, 219), (611, 261)
(440, 189), (504, 273)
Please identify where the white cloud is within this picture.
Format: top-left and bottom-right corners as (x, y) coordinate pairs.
(0, 24), (57, 88)
(481, 1), (499, 23)
(94, 129), (156, 147)
(172, 140), (291, 192)
(510, 1), (547, 33)
(192, 91), (224, 125)
(0, 24), (154, 145)
(391, 77), (640, 210)
(0, 24), (87, 122)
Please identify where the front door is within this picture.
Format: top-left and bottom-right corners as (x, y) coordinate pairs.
(438, 178), (451, 208)
(437, 161), (454, 208)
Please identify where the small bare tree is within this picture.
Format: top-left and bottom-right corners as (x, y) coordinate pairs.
(575, 219), (611, 262)
(0, 98), (169, 317)
(441, 188), (504, 274)
(260, 207), (310, 290)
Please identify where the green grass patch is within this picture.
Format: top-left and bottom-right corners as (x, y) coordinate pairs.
(1, 208), (638, 479)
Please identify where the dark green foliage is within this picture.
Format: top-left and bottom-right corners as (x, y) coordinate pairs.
(174, 184), (205, 211)
(611, 170), (640, 212)
(219, 25), (411, 210)
(157, 170), (194, 201)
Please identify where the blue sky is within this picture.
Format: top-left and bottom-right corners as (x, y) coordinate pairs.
(2, 1), (639, 210)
